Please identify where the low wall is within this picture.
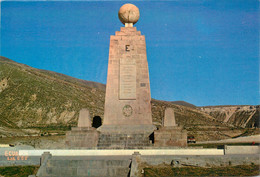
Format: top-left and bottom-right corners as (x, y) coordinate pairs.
(225, 145), (260, 155)
(32, 153), (259, 176)
(19, 149), (224, 156)
(140, 154), (259, 168)
(0, 147), (40, 166)
(35, 154), (131, 177)
(1, 146), (258, 167)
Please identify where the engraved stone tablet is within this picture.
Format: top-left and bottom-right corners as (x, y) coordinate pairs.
(119, 58), (136, 100)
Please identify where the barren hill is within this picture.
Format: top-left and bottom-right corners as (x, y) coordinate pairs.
(199, 105), (259, 128)
(0, 56), (258, 143)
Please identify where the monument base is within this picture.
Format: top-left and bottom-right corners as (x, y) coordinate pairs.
(154, 126), (187, 147)
(97, 125), (156, 149)
(66, 127), (99, 149)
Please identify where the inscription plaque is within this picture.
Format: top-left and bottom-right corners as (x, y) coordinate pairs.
(119, 58), (136, 99)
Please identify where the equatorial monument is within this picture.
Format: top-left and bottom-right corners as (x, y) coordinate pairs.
(97, 4), (156, 149)
(66, 3), (187, 149)
(31, 4), (257, 177)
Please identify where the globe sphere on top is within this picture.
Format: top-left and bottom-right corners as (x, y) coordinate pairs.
(118, 4), (140, 25)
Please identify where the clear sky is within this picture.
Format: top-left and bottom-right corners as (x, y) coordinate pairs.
(1, 0), (259, 106)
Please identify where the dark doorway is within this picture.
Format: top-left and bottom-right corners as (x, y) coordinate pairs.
(92, 116), (102, 128)
(149, 132), (154, 144)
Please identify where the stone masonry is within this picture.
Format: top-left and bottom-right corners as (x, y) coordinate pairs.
(77, 108), (91, 127)
(66, 109), (99, 149)
(154, 127), (187, 147)
(101, 27), (153, 127)
(164, 107), (177, 127)
(154, 108), (187, 147)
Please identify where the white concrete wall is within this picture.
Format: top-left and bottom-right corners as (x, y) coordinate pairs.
(19, 149), (224, 156)
(225, 146), (260, 155)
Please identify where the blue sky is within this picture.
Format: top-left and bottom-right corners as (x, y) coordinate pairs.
(1, 0), (259, 106)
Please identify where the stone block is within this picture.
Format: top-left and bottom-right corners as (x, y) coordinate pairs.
(41, 151), (52, 165)
(66, 128), (99, 149)
(136, 31), (141, 35)
(224, 145), (260, 155)
(110, 35), (121, 41)
(97, 131), (153, 149)
(69, 160), (78, 167)
(78, 108), (91, 127)
(115, 31), (127, 36)
(139, 36), (145, 40)
(154, 127), (187, 147)
(120, 27), (137, 32)
(77, 168), (87, 176)
(163, 108), (177, 127)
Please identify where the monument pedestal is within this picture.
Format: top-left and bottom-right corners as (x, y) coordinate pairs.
(66, 127), (99, 149)
(97, 125), (155, 149)
(66, 108), (100, 149)
(154, 126), (187, 147)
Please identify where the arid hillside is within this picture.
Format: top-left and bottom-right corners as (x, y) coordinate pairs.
(199, 105), (259, 128)
(0, 56), (258, 142)
(0, 56), (105, 137)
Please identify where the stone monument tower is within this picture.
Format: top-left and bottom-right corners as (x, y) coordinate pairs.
(98, 4), (155, 149)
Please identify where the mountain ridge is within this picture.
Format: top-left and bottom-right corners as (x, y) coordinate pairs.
(170, 101), (196, 108)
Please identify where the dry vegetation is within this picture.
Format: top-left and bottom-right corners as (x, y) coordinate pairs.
(144, 164), (260, 177)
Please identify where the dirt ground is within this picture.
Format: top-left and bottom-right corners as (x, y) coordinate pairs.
(197, 134), (260, 144)
(0, 135), (66, 149)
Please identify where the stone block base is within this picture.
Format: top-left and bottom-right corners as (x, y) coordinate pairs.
(66, 127), (99, 149)
(97, 125), (155, 149)
(154, 127), (187, 147)
(98, 133), (152, 149)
